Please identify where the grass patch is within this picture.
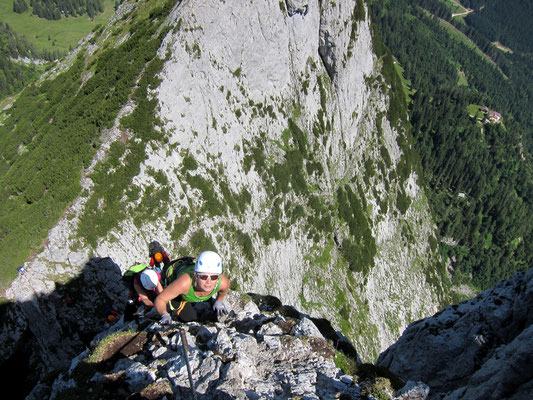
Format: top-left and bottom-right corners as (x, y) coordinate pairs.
(392, 58), (414, 105)
(336, 185), (376, 275)
(0, 0), (117, 54)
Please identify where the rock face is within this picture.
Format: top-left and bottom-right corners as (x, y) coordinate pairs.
(32, 291), (428, 400)
(377, 269), (533, 400)
(4, 0), (445, 368)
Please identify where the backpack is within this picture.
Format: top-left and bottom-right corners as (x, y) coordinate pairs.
(122, 263), (149, 292)
(148, 241), (165, 257)
(161, 256), (196, 287)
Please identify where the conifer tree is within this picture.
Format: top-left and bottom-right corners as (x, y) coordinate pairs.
(13, 0), (29, 13)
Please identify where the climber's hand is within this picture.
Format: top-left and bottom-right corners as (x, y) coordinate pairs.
(213, 300), (228, 317)
(160, 313), (172, 325)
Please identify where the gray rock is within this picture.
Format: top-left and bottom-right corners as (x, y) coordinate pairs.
(291, 316), (325, 339)
(258, 321), (284, 336)
(195, 355), (222, 394)
(395, 381), (430, 400)
(113, 358), (157, 392)
(441, 324), (533, 400)
(263, 334), (282, 350)
(378, 269), (533, 399)
(152, 345), (178, 359)
(43, 291), (360, 399)
(232, 332), (259, 357)
(242, 299), (261, 316)
(285, 0), (309, 17)
(210, 328), (236, 360)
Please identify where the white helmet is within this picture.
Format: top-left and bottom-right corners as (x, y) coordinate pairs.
(195, 251), (222, 274)
(140, 269), (159, 290)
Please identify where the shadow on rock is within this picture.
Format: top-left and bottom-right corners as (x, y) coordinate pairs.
(0, 257), (128, 399)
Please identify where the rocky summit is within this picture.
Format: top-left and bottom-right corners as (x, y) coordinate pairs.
(6, 258), (531, 399)
(27, 290), (429, 400)
(6, 264), (533, 400)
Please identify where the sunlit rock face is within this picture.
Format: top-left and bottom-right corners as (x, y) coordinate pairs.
(150, 0), (444, 361)
(5, 0), (445, 367)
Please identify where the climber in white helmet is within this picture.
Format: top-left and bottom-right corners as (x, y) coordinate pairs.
(155, 250), (230, 324)
(133, 268), (164, 307)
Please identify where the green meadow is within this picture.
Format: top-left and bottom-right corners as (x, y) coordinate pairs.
(443, 0), (467, 15)
(0, 0), (116, 53)
(393, 59), (415, 105)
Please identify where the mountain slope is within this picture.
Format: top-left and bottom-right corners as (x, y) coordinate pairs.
(3, 0), (447, 363)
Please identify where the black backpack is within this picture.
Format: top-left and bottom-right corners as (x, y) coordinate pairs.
(148, 241), (164, 257)
(161, 256), (196, 287)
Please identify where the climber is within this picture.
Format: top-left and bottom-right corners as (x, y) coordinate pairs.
(155, 250), (230, 324)
(133, 269), (164, 308)
(148, 240), (171, 271)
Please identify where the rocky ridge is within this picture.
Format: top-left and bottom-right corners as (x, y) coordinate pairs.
(28, 290), (430, 400)
(9, 262), (532, 399)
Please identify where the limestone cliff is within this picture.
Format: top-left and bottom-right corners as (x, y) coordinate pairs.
(4, 0), (446, 368)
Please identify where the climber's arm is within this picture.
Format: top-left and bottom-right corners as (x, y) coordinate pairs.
(154, 273), (192, 315)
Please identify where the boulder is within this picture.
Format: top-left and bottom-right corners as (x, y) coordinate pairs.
(377, 269), (533, 399)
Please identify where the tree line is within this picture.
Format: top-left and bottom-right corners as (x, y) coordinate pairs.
(410, 0), (533, 154)
(460, 0), (533, 54)
(14, 0), (104, 20)
(0, 23), (42, 99)
(13, 0), (29, 13)
(0, 22), (69, 100)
